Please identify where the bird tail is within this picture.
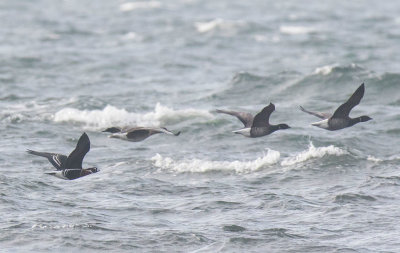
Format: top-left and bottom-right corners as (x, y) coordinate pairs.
(232, 128), (251, 137)
(311, 119), (329, 129)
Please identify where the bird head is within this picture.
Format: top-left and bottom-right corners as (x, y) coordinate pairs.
(88, 167), (99, 173)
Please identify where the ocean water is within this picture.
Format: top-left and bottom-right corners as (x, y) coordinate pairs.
(1, 0), (400, 252)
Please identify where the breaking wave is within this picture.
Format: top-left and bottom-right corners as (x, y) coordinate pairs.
(119, 1), (162, 12)
(151, 149), (280, 173)
(313, 63), (365, 76)
(152, 142), (350, 173)
(279, 25), (315, 35)
(281, 142), (347, 166)
(53, 103), (213, 130)
(194, 18), (246, 35)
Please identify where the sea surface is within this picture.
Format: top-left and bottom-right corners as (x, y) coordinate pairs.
(1, 0), (400, 252)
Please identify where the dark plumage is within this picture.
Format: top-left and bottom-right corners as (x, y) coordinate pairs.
(300, 83), (372, 131)
(104, 127), (181, 142)
(217, 103), (290, 138)
(27, 133), (98, 180)
(215, 109), (254, 127)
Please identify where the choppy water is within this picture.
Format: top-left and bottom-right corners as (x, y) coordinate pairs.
(1, 0), (400, 252)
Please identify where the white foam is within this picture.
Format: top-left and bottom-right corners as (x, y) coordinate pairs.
(151, 150), (280, 173)
(1, 101), (52, 123)
(314, 64), (337, 75)
(281, 142), (347, 166)
(31, 223), (92, 230)
(121, 32), (143, 41)
(45, 32), (60, 40)
(367, 156), (382, 163)
(119, 1), (161, 12)
(254, 34), (280, 43)
(194, 18), (244, 34)
(53, 103), (213, 130)
(254, 34), (268, 42)
(387, 155), (400, 161)
(280, 25), (314, 35)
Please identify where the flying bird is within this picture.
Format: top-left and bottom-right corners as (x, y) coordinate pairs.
(300, 83), (372, 131)
(103, 127), (181, 142)
(27, 133), (98, 180)
(217, 103), (290, 137)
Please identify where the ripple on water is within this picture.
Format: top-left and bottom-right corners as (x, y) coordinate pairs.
(223, 225), (246, 232)
(31, 223), (118, 232)
(334, 193), (377, 204)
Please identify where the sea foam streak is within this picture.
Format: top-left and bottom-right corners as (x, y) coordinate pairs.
(54, 103), (213, 130)
(367, 156), (382, 162)
(119, 1), (161, 12)
(151, 150), (280, 173)
(279, 25), (314, 35)
(152, 143), (349, 173)
(314, 64), (337, 75)
(195, 18), (244, 35)
(281, 142), (347, 166)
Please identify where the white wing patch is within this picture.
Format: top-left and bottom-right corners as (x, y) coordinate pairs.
(52, 155), (62, 168)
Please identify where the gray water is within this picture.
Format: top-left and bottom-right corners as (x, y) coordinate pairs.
(1, 0), (400, 252)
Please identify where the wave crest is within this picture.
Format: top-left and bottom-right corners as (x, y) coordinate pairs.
(151, 150), (280, 173)
(195, 18), (245, 35)
(119, 1), (162, 12)
(31, 223), (113, 231)
(313, 63), (365, 76)
(334, 193), (376, 204)
(152, 142), (350, 173)
(53, 103), (213, 130)
(231, 72), (265, 85)
(280, 25), (315, 35)
(281, 142), (347, 166)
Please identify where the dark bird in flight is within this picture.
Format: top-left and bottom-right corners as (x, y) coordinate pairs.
(217, 103), (290, 137)
(103, 127), (181, 142)
(27, 133), (98, 180)
(300, 83), (372, 131)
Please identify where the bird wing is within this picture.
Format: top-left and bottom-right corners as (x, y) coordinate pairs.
(126, 129), (151, 141)
(332, 83), (365, 118)
(102, 127), (122, 133)
(299, 106), (331, 119)
(120, 126), (142, 133)
(252, 103), (275, 127)
(216, 109), (254, 127)
(27, 150), (67, 170)
(63, 133), (90, 169)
